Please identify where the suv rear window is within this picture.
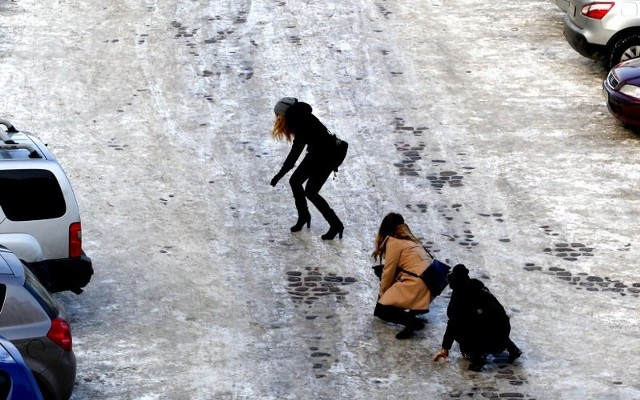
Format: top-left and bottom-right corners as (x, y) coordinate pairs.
(0, 169), (66, 221)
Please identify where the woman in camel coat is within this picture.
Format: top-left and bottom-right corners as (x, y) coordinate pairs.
(372, 212), (433, 339)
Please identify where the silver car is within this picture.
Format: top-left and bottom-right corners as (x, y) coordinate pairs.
(0, 246), (76, 399)
(564, 0), (640, 69)
(0, 119), (92, 294)
(554, 0), (570, 13)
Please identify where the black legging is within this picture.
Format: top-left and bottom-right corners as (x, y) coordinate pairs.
(374, 303), (424, 330)
(289, 155), (340, 226)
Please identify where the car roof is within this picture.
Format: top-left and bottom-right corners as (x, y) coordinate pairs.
(0, 247), (24, 277)
(0, 120), (54, 161)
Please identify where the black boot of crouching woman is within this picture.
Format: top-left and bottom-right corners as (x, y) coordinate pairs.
(469, 357), (487, 372)
(396, 311), (427, 339)
(458, 343), (486, 371)
(468, 355), (487, 372)
(395, 319), (425, 340)
(506, 340), (522, 363)
(374, 304), (425, 339)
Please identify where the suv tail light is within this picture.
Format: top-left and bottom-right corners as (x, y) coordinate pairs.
(47, 318), (72, 351)
(581, 2), (614, 19)
(69, 222), (82, 258)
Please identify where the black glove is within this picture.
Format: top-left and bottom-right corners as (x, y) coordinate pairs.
(271, 172), (285, 187)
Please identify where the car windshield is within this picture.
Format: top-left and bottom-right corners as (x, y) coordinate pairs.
(23, 267), (58, 319)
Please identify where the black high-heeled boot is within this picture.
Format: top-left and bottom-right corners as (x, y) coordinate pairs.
(290, 212), (311, 232)
(395, 319), (425, 339)
(321, 220), (344, 240)
(506, 340), (522, 363)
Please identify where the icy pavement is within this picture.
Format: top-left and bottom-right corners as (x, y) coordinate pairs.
(0, 0), (639, 399)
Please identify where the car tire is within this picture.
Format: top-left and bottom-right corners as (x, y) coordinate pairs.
(609, 33), (640, 69)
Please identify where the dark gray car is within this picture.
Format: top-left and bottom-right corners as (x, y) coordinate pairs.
(0, 246), (76, 400)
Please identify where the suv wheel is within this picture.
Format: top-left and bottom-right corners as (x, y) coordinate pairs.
(609, 34), (640, 69)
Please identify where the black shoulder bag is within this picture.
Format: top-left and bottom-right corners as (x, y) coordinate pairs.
(329, 132), (348, 173)
(400, 247), (451, 298)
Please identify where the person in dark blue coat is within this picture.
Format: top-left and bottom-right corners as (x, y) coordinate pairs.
(270, 98), (347, 240)
(433, 264), (522, 371)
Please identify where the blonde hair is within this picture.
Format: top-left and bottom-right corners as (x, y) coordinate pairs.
(272, 114), (294, 142)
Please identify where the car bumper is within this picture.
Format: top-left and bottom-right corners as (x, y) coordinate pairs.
(563, 14), (605, 60)
(603, 83), (640, 126)
(26, 252), (93, 294)
(32, 349), (76, 400)
(555, 0), (570, 13)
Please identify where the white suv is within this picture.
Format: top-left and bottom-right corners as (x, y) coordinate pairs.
(0, 119), (92, 294)
(564, 0), (640, 69)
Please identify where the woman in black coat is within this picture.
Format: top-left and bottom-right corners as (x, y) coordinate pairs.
(270, 97), (348, 240)
(433, 264), (522, 371)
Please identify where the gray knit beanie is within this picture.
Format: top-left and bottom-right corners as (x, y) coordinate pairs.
(274, 97), (298, 116)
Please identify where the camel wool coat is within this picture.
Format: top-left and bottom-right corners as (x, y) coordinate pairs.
(378, 236), (433, 311)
